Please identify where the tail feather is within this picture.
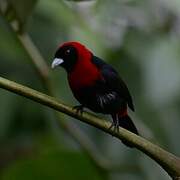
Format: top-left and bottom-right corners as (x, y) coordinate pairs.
(117, 114), (138, 147)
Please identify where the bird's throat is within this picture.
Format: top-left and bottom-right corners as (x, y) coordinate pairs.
(68, 59), (101, 91)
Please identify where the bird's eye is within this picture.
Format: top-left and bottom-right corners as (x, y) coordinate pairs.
(65, 49), (71, 55)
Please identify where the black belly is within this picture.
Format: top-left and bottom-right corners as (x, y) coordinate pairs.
(73, 86), (126, 114)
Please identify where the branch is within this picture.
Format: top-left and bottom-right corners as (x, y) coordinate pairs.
(0, 76), (180, 179)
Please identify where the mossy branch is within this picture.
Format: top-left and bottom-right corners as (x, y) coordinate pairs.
(0, 76), (180, 179)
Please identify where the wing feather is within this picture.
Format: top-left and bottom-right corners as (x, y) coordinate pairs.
(92, 56), (135, 111)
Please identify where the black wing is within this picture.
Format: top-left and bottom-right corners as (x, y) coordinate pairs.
(92, 56), (135, 111)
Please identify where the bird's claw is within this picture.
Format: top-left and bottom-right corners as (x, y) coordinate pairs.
(73, 105), (84, 114)
(108, 121), (119, 133)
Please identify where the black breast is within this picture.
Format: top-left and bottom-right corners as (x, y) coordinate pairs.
(74, 82), (126, 114)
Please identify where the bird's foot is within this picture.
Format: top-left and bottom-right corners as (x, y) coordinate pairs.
(73, 105), (84, 115)
(108, 121), (119, 133)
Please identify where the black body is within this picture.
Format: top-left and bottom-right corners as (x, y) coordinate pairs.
(74, 55), (135, 115)
(73, 55), (139, 147)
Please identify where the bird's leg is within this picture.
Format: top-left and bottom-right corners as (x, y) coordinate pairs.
(73, 105), (84, 114)
(115, 114), (120, 132)
(109, 114), (119, 132)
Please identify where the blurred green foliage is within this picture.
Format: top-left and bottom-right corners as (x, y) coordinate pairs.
(7, 0), (37, 26)
(0, 0), (180, 179)
(2, 149), (102, 180)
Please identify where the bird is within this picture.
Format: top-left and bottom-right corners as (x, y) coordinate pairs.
(51, 41), (138, 147)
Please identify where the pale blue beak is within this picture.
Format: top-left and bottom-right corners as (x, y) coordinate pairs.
(51, 58), (64, 69)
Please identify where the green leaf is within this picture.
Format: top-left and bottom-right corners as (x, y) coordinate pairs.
(2, 150), (103, 180)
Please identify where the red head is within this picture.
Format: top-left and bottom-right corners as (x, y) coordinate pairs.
(52, 41), (102, 89)
(51, 41), (92, 73)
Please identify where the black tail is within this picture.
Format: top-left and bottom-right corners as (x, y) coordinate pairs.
(112, 114), (139, 147)
(118, 115), (138, 135)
